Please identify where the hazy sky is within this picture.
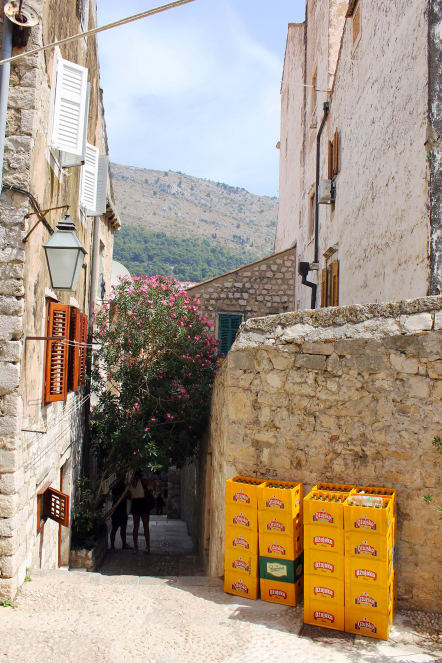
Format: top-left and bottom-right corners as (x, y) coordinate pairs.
(97, 1), (306, 197)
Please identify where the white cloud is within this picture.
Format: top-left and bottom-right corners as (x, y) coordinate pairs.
(97, 0), (284, 195)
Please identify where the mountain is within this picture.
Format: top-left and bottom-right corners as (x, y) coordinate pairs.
(111, 163), (278, 282)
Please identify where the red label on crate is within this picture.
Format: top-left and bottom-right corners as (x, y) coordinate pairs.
(232, 537), (249, 549)
(313, 510), (334, 523)
(267, 519), (285, 532)
(354, 517), (376, 530)
(269, 588), (287, 599)
(355, 569), (377, 581)
(232, 559), (250, 572)
(232, 580), (248, 594)
(355, 543), (377, 556)
(313, 535), (334, 547)
(268, 543), (286, 555)
(355, 619), (377, 633)
(314, 611), (334, 623)
(266, 496), (284, 509)
(233, 491), (250, 503)
(313, 586), (334, 598)
(233, 513), (250, 527)
(314, 561), (335, 572)
(355, 593), (377, 607)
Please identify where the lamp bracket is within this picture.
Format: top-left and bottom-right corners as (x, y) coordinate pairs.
(23, 205), (69, 243)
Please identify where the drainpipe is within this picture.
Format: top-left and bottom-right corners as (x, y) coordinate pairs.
(0, 13), (13, 192)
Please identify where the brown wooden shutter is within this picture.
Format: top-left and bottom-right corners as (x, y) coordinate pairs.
(353, 1), (361, 44)
(78, 313), (88, 385)
(44, 302), (69, 403)
(68, 307), (81, 392)
(333, 129), (339, 176)
(321, 268), (328, 307)
(43, 487), (70, 527)
(330, 260), (340, 306)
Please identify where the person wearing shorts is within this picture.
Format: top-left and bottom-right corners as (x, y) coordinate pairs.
(130, 472), (154, 552)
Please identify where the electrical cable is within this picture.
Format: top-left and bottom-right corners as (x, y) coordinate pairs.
(0, 0), (196, 67)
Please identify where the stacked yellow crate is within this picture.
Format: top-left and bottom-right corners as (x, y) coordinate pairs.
(257, 480), (304, 606)
(224, 476), (264, 600)
(303, 483), (355, 631)
(344, 487), (397, 640)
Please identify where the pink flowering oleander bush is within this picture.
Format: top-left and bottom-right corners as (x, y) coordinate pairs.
(91, 275), (219, 478)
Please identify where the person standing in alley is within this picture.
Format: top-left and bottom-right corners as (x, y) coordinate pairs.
(110, 477), (131, 550)
(156, 492), (165, 515)
(130, 472), (155, 552)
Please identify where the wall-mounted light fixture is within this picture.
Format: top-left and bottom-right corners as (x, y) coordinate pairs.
(43, 214), (86, 291)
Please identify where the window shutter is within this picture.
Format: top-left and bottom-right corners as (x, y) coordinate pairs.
(218, 314), (242, 355)
(60, 82), (91, 168)
(68, 307), (81, 392)
(44, 302), (70, 404)
(91, 155), (109, 215)
(328, 141), (333, 180)
(353, 1), (361, 44)
(80, 143), (99, 214)
(321, 268), (328, 307)
(51, 57), (88, 156)
(78, 313), (88, 385)
(43, 487), (70, 527)
(330, 260), (340, 306)
(333, 129), (339, 176)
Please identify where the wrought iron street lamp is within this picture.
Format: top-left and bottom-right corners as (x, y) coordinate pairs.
(43, 214), (86, 290)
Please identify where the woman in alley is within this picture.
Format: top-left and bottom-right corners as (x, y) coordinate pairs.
(130, 472), (155, 553)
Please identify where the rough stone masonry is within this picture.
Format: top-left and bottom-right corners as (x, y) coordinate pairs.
(205, 296), (442, 613)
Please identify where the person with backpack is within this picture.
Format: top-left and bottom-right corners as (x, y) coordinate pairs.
(130, 472), (155, 553)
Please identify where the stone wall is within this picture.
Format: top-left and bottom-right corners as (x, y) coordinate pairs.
(187, 247), (297, 334)
(205, 296), (442, 612)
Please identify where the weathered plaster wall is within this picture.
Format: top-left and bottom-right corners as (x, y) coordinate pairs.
(188, 248), (297, 334)
(0, 1), (117, 598)
(206, 296), (442, 612)
(276, 0), (432, 309)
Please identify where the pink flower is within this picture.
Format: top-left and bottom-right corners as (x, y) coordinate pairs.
(145, 427), (149, 431)
(151, 417), (156, 422)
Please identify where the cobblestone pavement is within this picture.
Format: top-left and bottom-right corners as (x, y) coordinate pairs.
(1, 519), (440, 663)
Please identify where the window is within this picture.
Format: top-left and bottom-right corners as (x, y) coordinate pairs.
(218, 314), (243, 355)
(37, 482), (70, 533)
(308, 190), (316, 240)
(321, 260), (340, 307)
(43, 300), (88, 404)
(76, 0), (90, 31)
(50, 56), (88, 158)
(328, 129), (340, 179)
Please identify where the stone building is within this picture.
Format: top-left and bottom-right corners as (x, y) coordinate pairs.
(187, 247), (296, 353)
(275, 0), (442, 311)
(0, 1), (119, 598)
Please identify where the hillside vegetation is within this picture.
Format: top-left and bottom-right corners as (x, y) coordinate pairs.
(111, 164), (278, 281)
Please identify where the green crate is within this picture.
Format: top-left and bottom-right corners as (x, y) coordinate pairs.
(259, 552), (303, 583)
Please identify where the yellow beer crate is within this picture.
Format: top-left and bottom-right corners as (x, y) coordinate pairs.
(260, 577), (303, 607)
(312, 482), (355, 493)
(345, 553), (393, 588)
(224, 548), (258, 577)
(344, 495), (394, 536)
(304, 524), (345, 554)
(258, 480), (302, 515)
(345, 526), (394, 562)
(345, 573), (394, 612)
(225, 502), (258, 531)
(258, 509), (302, 537)
(304, 598), (345, 631)
(304, 491), (349, 528)
(304, 547), (345, 580)
(224, 571), (259, 600)
(304, 574), (345, 605)
(225, 526), (258, 555)
(225, 476), (266, 509)
(354, 485), (397, 541)
(345, 605), (393, 640)
(259, 530), (303, 560)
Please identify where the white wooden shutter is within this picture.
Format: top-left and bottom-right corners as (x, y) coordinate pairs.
(60, 83), (91, 168)
(80, 143), (99, 214)
(92, 155), (109, 215)
(51, 57), (88, 156)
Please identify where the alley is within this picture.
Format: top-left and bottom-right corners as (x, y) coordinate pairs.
(0, 567), (441, 663)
